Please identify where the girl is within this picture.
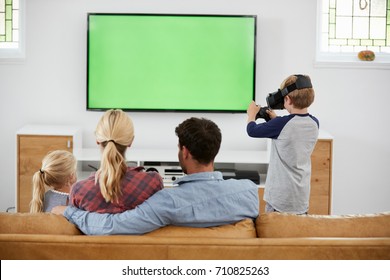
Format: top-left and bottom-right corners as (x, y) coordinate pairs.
(30, 150), (77, 213)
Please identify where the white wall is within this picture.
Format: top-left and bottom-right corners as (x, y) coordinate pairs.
(1, 0), (389, 214)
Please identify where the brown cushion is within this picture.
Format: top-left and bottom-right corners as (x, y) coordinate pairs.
(145, 219), (257, 238)
(0, 212), (82, 235)
(256, 212), (390, 238)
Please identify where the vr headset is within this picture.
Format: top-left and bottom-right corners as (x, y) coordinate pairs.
(256, 74), (312, 121)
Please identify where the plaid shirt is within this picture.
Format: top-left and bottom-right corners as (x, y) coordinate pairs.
(70, 167), (163, 213)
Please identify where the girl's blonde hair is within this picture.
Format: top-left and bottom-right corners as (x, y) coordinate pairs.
(95, 109), (134, 203)
(280, 75), (315, 109)
(30, 150), (77, 213)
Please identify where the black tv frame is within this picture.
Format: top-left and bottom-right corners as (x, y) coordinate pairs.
(86, 13), (257, 113)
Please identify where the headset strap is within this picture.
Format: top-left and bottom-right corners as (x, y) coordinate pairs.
(280, 74), (312, 97)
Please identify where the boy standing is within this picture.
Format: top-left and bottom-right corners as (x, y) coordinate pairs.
(247, 74), (319, 214)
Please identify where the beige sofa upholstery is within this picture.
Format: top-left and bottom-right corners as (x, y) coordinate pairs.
(1, 212), (389, 260)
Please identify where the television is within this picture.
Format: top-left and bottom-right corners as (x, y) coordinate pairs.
(87, 13), (257, 112)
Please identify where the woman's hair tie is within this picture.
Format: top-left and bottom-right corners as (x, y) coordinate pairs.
(39, 169), (44, 174)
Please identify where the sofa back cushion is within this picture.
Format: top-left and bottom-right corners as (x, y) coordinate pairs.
(0, 212), (255, 238)
(146, 218), (257, 238)
(0, 212), (82, 235)
(256, 212), (390, 238)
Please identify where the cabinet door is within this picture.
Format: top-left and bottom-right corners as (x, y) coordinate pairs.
(17, 135), (73, 212)
(309, 139), (332, 214)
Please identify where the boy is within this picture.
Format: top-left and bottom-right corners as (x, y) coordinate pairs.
(246, 74), (319, 214)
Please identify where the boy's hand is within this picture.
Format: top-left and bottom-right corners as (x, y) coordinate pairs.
(247, 101), (260, 123)
(267, 109), (277, 119)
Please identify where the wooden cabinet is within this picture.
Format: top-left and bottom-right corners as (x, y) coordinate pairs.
(257, 138), (333, 215)
(16, 126), (81, 212)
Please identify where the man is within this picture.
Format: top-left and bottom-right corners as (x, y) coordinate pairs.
(53, 117), (259, 235)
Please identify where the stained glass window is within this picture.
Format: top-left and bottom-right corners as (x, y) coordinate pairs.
(320, 0), (390, 54)
(0, 0), (19, 49)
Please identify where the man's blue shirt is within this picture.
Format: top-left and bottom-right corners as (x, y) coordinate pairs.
(64, 171), (259, 235)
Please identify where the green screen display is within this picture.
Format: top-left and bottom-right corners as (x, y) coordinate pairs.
(87, 14), (256, 112)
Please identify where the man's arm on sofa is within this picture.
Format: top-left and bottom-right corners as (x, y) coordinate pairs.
(64, 198), (167, 235)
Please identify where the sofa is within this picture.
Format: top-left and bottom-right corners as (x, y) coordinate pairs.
(1, 211), (389, 260)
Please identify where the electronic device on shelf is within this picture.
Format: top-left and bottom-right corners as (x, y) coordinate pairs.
(219, 169), (261, 184)
(144, 165), (185, 185)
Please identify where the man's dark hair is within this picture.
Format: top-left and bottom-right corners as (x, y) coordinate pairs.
(175, 117), (222, 164)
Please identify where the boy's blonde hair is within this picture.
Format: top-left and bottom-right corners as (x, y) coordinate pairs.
(281, 75), (315, 109)
(95, 109), (134, 203)
(30, 150), (77, 213)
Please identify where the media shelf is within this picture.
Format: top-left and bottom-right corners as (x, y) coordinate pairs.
(71, 130), (333, 215)
(74, 147), (270, 188)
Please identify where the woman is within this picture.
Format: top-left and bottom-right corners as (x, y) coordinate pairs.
(70, 109), (163, 213)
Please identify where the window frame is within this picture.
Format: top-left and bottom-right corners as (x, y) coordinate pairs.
(315, 0), (390, 69)
(0, 0), (25, 63)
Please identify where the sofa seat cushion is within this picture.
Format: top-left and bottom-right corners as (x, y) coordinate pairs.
(145, 219), (257, 238)
(257, 212), (390, 238)
(0, 212), (82, 235)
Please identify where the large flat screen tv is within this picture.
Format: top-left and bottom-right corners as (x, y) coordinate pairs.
(87, 13), (257, 112)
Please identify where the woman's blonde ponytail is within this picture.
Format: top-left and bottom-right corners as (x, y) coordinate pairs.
(95, 109), (134, 203)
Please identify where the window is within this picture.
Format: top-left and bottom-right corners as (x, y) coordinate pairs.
(0, 0), (24, 60)
(316, 0), (390, 68)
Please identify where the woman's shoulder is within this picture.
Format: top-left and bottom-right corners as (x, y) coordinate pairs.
(72, 173), (96, 192)
(125, 167), (164, 188)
